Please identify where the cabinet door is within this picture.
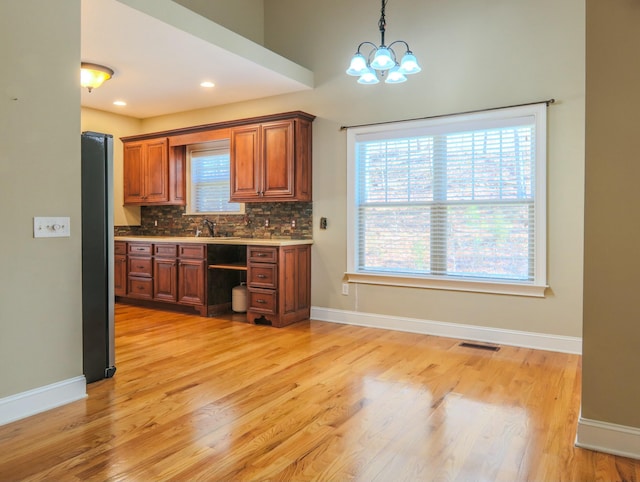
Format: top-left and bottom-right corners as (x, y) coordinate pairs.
(280, 245), (311, 315)
(261, 120), (295, 199)
(154, 258), (177, 302)
(144, 139), (169, 203)
(230, 125), (260, 201)
(178, 259), (206, 305)
(114, 254), (127, 296)
(123, 143), (144, 203)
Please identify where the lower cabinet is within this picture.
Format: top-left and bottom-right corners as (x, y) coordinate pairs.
(246, 244), (311, 327)
(153, 243), (178, 302)
(114, 241), (127, 297)
(117, 241), (206, 315)
(116, 240), (310, 324)
(177, 244), (206, 306)
(127, 242), (153, 300)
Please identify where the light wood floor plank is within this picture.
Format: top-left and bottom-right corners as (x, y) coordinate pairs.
(0, 303), (638, 481)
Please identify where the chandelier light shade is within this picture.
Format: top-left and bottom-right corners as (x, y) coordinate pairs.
(346, 0), (421, 84)
(80, 62), (114, 92)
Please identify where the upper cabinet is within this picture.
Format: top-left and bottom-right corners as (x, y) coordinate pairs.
(230, 114), (313, 202)
(121, 111), (314, 206)
(122, 138), (186, 206)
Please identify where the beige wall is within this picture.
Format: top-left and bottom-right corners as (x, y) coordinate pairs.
(583, 0), (640, 427)
(0, 0), (82, 397)
(141, 0), (586, 338)
(172, 0), (264, 45)
(81, 108), (142, 226)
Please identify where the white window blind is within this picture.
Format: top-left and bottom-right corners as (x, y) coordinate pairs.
(347, 104), (547, 294)
(188, 140), (242, 214)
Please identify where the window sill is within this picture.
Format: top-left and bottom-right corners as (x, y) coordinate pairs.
(344, 272), (547, 298)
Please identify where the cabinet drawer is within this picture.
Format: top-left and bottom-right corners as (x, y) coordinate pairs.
(248, 246), (277, 263)
(248, 288), (276, 314)
(128, 257), (153, 277)
(128, 277), (153, 299)
(128, 243), (152, 256)
(179, 244), (206, 259)
(114, 241), (127, 255)
(248, 263), (277, 289)
(154, 243), (178, 258)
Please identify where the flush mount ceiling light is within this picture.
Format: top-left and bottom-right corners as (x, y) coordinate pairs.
(80, 62), (114, 93)
(346, 0), (421, 85)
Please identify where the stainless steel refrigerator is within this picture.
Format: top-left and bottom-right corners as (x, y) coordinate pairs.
(81, 131), (116, 383)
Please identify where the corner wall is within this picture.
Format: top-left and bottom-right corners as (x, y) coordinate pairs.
(0, 1), (83, 401)
(578, 0), (640, 456)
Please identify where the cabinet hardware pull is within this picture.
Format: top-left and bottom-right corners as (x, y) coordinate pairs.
(256, 299), (266, 304)
(256, 253), (266, 257)
(257, 274), (266, 279)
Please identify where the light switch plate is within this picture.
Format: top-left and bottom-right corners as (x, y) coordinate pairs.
(34, 217), (70, 238)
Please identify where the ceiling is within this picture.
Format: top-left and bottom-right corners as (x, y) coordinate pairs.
(81, 0), (314, 119)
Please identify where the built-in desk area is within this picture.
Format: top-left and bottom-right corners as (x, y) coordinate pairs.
(114, 236), (312, 327)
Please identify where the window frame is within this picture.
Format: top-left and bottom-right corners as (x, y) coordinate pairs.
(184, 140), (244, 216)
(345, 104), (548, 297)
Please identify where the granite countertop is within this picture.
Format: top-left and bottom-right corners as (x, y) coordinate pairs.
(114, 235), (313, 247)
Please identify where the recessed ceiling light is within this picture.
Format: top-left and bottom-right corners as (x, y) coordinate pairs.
(113, 100), (127, 106)
(200, 81), (215, 88)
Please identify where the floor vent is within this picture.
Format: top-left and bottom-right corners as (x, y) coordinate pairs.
(459, 342), (500, 352)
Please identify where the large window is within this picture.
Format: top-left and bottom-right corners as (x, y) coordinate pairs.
(187, 140), (243, 214)
(346, 104), (547, 297)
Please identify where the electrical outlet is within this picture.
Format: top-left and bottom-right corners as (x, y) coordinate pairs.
(265, 218), (270, 228)
(320, 217), (328, 229)
(291, 219), (296, 228)
(341, 283), (349, 295)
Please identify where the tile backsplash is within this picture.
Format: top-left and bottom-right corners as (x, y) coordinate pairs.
(115, 202), (312, 239)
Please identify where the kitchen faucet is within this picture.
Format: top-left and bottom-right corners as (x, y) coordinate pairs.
(202, 218), (216, 237)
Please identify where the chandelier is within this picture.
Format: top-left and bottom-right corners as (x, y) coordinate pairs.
(346, 0), (421, 84)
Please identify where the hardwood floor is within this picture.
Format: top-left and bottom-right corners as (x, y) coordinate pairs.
(0, 304), (638, 481)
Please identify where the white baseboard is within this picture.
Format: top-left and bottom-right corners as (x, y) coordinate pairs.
(0, 376), (87, 426)
(310, 306), (582, 354)
(576, 417), (640, 460)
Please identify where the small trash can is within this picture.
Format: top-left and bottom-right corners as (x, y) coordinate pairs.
(232, 282), (247, 313)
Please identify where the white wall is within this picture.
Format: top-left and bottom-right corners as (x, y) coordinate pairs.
(0, 0), (83, 398)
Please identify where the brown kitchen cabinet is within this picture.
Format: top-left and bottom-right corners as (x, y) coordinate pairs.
(126, 242), (153, 300)
(153, 243), (178, 303)
(230, 113), (313, 202)
(177, 244), (206, 308)
(117, 241), (207, 315)
(114, 241), (127, 296)
(122, 137), (185, 206)
(246, 244), (311, 327)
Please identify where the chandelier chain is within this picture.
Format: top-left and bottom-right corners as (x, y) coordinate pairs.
(378, 0), (388, 46)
